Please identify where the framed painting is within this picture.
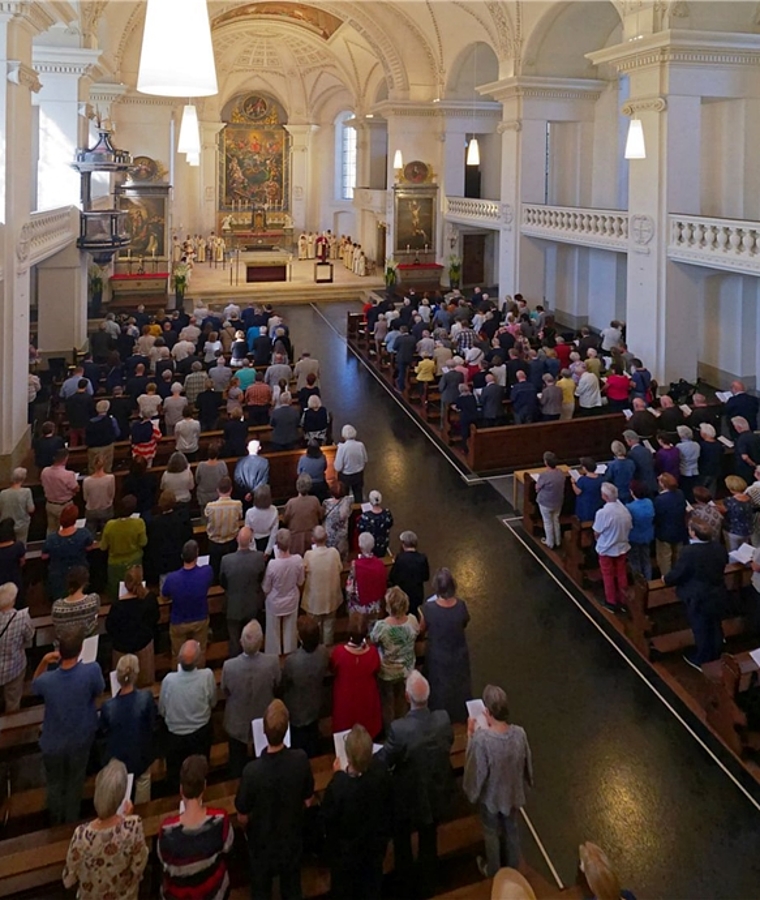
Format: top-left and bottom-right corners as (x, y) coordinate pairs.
(220, 124), (290, 212)
(116, 184), (170, 258)
(394, 186), (438, 253)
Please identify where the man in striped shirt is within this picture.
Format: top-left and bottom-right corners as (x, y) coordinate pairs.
(158, 755), (233, 900)
(204, 477), (243, 581)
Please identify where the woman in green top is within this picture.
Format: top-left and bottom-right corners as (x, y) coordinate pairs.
(370, 586), (419, 730)
(100, 495), (148, 601)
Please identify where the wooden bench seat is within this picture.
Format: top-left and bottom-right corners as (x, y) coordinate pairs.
(628, 568), (754, 659)
(0, 726), (468, 896)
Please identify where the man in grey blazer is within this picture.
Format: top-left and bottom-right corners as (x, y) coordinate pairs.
(379, 671), (454, 899)
(221, 620), (281, 778)
(219, 526), (266, 656)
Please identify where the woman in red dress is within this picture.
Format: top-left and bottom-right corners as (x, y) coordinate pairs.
(331, 614), (382, 739)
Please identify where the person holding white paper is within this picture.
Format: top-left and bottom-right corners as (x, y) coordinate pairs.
(322, 724), (392, 900)
(463, 684), (533, 878)
(221, 621), (280, 778)
(32, 627), (105, 824)
(106, 565), (160, 687)
(235, 700), (314, 900)
(99, 654), (157, 804)
(63, 759), (148, 900)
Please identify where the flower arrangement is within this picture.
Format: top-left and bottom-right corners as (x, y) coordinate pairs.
(172, 262), (190, 294)
(385, 257), (399, 287)
(88, 264), (106, 294)
(448, 254), (462, 287)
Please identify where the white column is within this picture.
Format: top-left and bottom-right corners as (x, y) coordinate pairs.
(33, 47), (100, 210)
(284, 123), (318, 233)
(198, 120), (223, 236)
(0, 8), (43, 478)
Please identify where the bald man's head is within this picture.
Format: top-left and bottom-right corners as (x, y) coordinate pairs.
(237, 526), (252, 550)
(179, 641), (201, 671)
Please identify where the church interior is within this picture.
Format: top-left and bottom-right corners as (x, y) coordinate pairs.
(1, 1), (760, 898)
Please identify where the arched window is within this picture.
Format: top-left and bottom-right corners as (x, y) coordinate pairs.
(336, 111), (356, 200)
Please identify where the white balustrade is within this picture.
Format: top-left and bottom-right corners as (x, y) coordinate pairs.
(668, 214), (760, 275)
(444, 196), (508, 225)
(521, 204), (629, 251)
(28, 206), (79, 266)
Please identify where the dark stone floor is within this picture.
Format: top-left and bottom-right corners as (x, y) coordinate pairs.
(299, 300), (760, 900)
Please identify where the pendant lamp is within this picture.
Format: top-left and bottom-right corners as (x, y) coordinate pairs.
(393, 149), (403, 169)
(177, 104), (201, 155)
(186, 152), (200, 167)
(137, 0), (218, 97)
(624, 118), (646, 159)
(466, 137), (480, 166)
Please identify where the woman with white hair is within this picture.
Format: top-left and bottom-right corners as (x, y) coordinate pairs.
(697, 422), (723, 497)
(0, 582), (34, 713)
(98, 654), (157, 804)
(676, 424), (701, 502)
(163, 382), (187, 434)
(262, 529), (305, 655)
(356, 490), (394, 557)
(0, 467), (34, 544)
(301, 393), (329, 444)
(62, 759), (149, 899)
(334, 424), (368, 503)
(346, 531), (388, 626)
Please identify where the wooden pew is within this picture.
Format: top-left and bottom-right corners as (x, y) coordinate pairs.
(466, 413), (627, 475)
(703, 651), (760, 760)
(0, 726), (469, 896)
(628, 567), (754, 660)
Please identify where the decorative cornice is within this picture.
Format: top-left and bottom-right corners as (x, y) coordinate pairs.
(621, 96), (667, 117)
(587, 29), (760, 74)
(7, 60), (41, 92)
(373, 99), (501, 120)
(477, 75), (606, 104)
(33, 47), (101, 78)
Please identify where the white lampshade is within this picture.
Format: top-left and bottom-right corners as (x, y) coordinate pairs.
(177, 105), (201, 155)
(186, 152), (200, 166)
(624, 118), (646, 159)
(393, 149), (403, 169)
(137, 0), (218, 97)
(466, 137), (480, 166)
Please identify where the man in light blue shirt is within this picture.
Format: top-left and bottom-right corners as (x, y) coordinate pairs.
(159, 640), (217, 790)
(59, 366), (94, 399)
(592, 483), (632, 613)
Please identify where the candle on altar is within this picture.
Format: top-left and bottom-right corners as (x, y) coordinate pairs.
(127, 249), (131, 259)
(424, 244), (428, 253)
(406, 244), (410, 253)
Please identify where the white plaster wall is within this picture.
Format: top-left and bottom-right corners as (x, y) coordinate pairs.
(590, 83), (624, 210)
(700, 100), (744, 219)
(478, 131), (501, 200)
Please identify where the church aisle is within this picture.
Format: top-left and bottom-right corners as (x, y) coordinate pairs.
(300, 300), (760, 899)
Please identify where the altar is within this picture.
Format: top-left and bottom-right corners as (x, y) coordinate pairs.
(234, 249), (292, 284)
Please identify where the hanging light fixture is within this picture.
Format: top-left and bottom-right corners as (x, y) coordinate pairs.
(466, 137), (480, 166)
(137, 0), (218, 97)
(186, 152), (200, 167)
(177, 104), (201, 155)
(393, 149), (403, 169)
(624, 117), (646, 159)
(466, 45), (480, 167)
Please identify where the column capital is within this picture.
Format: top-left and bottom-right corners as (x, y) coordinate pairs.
(0, 1), (56, 35)
(7, 59), (39, 91)
(621, 96), (667, 117)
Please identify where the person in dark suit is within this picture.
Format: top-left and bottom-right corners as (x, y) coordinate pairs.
(388, 530), (430, 616)
(379, 671), (454, 899)
(663, 517), (728, 669)
(628, 398), (658, 439)
(453, 383), (479, 454)
(510, 371), (538, 424)
(480, 374), (505, 428)
(394, 326), (417, 392)
(725, 380), (759, 436)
